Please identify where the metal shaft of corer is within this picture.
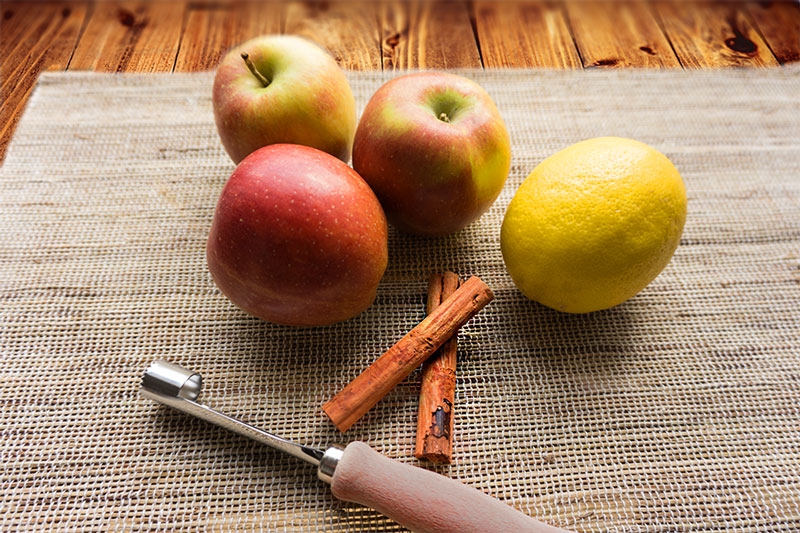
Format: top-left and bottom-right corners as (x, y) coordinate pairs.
(140, 360), (343, 483)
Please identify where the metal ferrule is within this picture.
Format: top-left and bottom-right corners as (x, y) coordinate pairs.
(317, 446), (344, 484)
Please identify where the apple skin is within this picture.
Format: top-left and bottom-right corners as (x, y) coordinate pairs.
(213, 35), (356, 164)
(207, 144), (388, 327)
(352, 72), (511, 236)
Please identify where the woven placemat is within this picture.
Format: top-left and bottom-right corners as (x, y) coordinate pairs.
(2, 67), (799, 532)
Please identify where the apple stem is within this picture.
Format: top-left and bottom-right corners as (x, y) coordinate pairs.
(241, 52), (270, 87)
(438, 112), (451, 123)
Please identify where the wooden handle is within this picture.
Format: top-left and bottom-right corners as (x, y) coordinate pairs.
(331, 442), (573, 533)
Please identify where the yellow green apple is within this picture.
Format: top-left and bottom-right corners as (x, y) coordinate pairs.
(213, 35), (356, 164)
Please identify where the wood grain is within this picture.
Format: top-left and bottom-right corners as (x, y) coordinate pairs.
(380, 1), (481, 69)
(284, 1), (380, 70)
(472, 1), (581, 68)
(654, 1), (780, 68)
(3, 0), (800, 165)
(747, 0), (800, 64)
(174, 1), (282, 72)
(566, 1), (680, 68)
(0, 2), (87, 162)
(69, 1), (185, 72)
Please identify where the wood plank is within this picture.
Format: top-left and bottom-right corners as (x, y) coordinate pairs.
(69, 1), (185, 72)
(0, 2), (87, 162)
(565, 0), (680, 68)
(174, 1), (282, 72)
(654, 1), (780, 68)
(284, 1), (380, 70)
(472, 1), (581, 68)
(379, 1), (481, 69)
(747, 0), (800, 64)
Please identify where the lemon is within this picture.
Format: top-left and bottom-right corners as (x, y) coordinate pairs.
(501, 137), (687, 313)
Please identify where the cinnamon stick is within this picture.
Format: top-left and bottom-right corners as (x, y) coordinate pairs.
(322, 276), (493, 432)
(415, 272), (460, 463)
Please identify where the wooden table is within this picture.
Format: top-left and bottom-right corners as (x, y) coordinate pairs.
(1, 1), (798, 162)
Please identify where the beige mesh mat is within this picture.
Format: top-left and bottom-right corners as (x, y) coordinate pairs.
(1, 68), (799, 532)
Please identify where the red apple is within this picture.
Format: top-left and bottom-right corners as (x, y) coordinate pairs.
(213, 35), (356, 164)
(207, 144), (388, 326)
(352, 72), (511, 236)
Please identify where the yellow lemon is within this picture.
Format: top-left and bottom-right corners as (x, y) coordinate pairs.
(501, 137), (687, 313)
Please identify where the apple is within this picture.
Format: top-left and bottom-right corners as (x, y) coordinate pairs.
(352, 72), (511, 236)
(206, 144), (388, 327)
(212, 35), (356, 164)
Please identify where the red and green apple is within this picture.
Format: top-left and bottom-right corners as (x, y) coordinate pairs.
(206, 144), (388, 327)
(352, 72), (511, 236)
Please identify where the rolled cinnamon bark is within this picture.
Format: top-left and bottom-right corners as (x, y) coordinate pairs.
(414, 272), (460, 463)
(322, 276), (493, 432)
